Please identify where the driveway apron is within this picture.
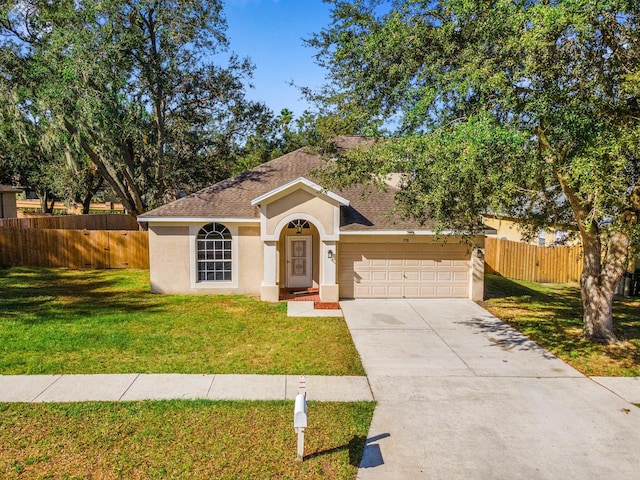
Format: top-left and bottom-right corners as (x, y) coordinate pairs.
(341, 299), (640, 479)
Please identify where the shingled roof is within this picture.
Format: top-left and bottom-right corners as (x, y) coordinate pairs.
(140, 137), (435, 231)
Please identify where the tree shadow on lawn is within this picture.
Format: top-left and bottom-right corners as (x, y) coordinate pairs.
(0, 267), (161, 325)
(484, 274), (582, 312)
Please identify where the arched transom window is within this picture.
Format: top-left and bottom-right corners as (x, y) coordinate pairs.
(287, 219), (310, 235)
(197, 223), (232, 281)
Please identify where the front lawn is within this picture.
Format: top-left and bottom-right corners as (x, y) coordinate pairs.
(481, 274), (640, 376)
(0, 400), (375, 479)
(0, 267), (364, 375)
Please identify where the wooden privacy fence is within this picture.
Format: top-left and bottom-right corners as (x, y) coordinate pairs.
(0, 214), (140, 230)
(485, 237), (583, 283)
(0, 228), (149, 269)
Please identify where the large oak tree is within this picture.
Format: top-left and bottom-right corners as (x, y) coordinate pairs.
(310, 0), (640, 343)
(1, 0), (273, 215)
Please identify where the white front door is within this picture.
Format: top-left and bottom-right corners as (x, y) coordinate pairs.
(287, 235), (312, 288)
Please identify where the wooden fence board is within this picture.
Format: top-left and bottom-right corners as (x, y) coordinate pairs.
(90, 231), (111, 269)
(0, 214), (140, 230)
(0, 228), (149, 269)
(485, 237), (583, 283)
(110, 231), (150, 269)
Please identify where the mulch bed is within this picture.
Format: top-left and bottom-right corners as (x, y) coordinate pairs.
(314, 302), (341, 310)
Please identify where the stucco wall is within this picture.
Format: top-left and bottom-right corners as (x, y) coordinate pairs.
(148, 225), (191, 294)
(148, 223), (262, 296)
(265, 190), (336, 237)
(237, 226), (263, 294)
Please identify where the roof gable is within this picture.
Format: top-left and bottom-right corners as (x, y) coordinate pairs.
(250, 177), (349, 207)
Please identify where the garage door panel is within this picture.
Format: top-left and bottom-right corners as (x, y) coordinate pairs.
(389, 271), (403, 281)
(371, 285), (389, 296)
(359, 271), (372, 281)
(403, 285), (420, 297)
(339, 242), (470, 299)
(436, 285), (453, 296)
(388, 285), (403, 296)
(371, 271), (388, 281)
(420, 271), (436, 281)
(437, 271), (452, 281)
(452, 286), (468, 297)
(354, 285), (371, 296)
(404, 271), (420, 281)
(453, 271), (468, 281)
(419, 285), (437, 297)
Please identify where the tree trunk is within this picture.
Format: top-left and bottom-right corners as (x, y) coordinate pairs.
(580, 232), (629, 344)
(581, 273), (616, 344)
(39, 191), (56, 214)
(81, 194), (92, 214)
(63, 118), (146, 217)
(79, 171), (103, 214)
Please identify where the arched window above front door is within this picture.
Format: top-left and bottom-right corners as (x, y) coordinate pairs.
(287, 219), (310, 235)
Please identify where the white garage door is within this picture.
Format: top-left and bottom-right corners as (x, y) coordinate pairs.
(339, 242), (470, 298)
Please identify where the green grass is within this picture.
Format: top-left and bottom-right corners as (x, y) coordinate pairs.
(481, 274), (640, 376)
(0, 400), (375, 479)
(0, 267), (364, 375)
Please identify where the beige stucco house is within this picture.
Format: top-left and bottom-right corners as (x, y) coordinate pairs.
(0, 185), (21, 219)
(482, 214), (576, 246)
(139, 137), (487, 303)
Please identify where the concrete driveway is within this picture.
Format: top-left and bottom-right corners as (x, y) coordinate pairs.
(341, 299), (640, 479)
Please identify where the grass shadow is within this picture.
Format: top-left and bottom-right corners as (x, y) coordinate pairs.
(305, 434), (368, 466)
(0, 267), (161, 325)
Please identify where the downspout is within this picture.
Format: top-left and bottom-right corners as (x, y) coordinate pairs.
(0, 193), (5, 218)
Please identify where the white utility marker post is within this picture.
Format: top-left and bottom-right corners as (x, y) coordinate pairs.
(293, 376), (307, 461)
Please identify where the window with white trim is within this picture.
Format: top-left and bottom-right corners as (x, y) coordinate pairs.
(197, 223), (232, 281)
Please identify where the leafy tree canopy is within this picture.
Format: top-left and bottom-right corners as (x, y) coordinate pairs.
(310, 0), (640, 343)
(0, 0), (276, 214)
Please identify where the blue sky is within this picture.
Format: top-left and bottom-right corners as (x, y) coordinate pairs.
(223, 0), (334, 118)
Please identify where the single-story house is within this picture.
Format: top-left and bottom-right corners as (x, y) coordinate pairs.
(0, 184), (22, 219)
(138, 137), (487, 302)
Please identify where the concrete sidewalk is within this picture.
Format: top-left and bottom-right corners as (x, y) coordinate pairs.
(591, 376), (640, 404)
(342, 299), (640, 480)
(0, 374), (373, 403)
